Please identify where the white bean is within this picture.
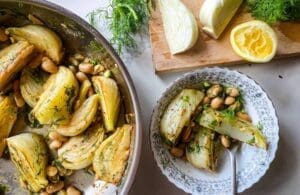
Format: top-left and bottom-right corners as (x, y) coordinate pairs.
(224, 96), (235, 105)
(41, 57), (58, 73)
(66, 186), (81, 195)
(210, 97), (224, 110)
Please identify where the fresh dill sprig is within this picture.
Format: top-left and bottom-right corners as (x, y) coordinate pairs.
(88, 41), (105, 53)
(247, 0), (300, 23)
(221, 109), (236, 121)
(87, 0), (153, 53)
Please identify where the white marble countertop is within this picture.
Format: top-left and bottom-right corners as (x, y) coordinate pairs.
(48, 0), (300, 194)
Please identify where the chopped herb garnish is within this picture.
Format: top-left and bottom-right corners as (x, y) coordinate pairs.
(222, 109), (236, 121)
(194, 113), (202, 123)
(182, 95), (190, 102)
(236, 95), (245, 104)
(187, 142), (207, 153)
(53, 159), (63, 168)
(210, 120), (218, 128)
(88, 41), (105, 53)
(203, 81), (211, 89)
(65, 86), (76, 98)
(256, 122), (263, 131)
(64, 86), (76, 113)
(89, 59), (98, 66)
(203, 104), (209, 110)
(0, 183), (9, 194)
(247, 137), (255, 144)
(29, 118), (43, 128)
(25, 106), (43, 128)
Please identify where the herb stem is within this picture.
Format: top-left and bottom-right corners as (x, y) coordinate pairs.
(88, 0), (152, 53)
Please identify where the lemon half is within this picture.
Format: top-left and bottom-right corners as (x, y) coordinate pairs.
(230, 20), (278, 63)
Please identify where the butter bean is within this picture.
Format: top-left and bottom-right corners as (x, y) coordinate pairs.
(41, 57), (58, 73)
(170, 147), (184, 158)
(66, 186), (81, 195)
(75, 72), (88, 82)
(79, 63), (94, 74)
(224, 96), (235, 105)
(211, 97), (224, 110)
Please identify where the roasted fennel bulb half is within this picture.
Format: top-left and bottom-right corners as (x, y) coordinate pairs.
(199, 108), (267, 149)
(93, 124), (132, 184)
(30, 66), (79, 125)
(0, 41), (35, 91)
(160, 89), (204, 145)
(6, 25), (63, 63)
(20, 68), (48, 107)
(57, 124), (105, 170)
(7, 133), (48, 192)
(92, 76), (121, 132)
(186, 127), (216, 171)
(0, 96), (17, 157)
(159, 0), (198, 54)
(56, 94), (98, 136)
(199, 0), (242, 39)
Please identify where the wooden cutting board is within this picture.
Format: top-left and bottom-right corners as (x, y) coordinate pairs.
(149, 0), (300, 73)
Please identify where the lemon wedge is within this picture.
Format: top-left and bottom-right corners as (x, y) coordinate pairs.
(199, 0), (243, 39)
(230, 20), (278, 63)
(159, 0), (198, 54)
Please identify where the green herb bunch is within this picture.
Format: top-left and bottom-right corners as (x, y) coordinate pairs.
(88, 0), (153, 53)
(247, 0), (300, 23)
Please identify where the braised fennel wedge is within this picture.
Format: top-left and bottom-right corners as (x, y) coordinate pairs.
(93, 124), (132, 184)
(20, 68), (48, 107)
(55, 94), (98, 136)
(199, 108), (267, 149)
(160, 89), (204, 145)
(186, 127), (216, 171)
(7, 133), (48, 192)
(6, 25), (63, 63)
(0, 41), (35, 90)
(30, 66), (79, 125)
(0, 96), (17, 157)
(57, 124), (105, 170)
(92, 76), (121, 132)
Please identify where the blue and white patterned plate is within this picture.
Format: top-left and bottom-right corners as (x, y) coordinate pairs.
(150, 67), (279, 195)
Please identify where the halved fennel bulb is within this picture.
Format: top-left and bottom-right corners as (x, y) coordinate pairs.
(199, 0), (242, 39)
(159, 0), (199, 54)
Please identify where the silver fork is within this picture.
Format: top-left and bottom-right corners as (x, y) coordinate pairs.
(227, 144), (240, 195)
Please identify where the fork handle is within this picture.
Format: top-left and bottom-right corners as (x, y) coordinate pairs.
(230, 151), (237, 195)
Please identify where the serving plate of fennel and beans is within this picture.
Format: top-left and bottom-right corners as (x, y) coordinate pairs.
(150, 67), (279, 194)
